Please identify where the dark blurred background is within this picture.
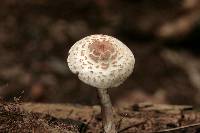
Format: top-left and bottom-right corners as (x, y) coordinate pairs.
(0, 0), (200, 106)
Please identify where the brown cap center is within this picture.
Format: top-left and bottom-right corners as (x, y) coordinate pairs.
(88, 40), (115, 63)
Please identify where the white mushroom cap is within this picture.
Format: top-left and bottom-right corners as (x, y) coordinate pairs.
(67, 34), (135, 89)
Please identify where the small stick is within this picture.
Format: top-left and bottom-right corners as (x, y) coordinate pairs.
(154, 122), (200, 133)
(118, 121), (145, 133)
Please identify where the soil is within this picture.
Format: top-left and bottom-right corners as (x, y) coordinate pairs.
(0, 0), (200, 106)
(1, 100), (200, 133)
(0, 100), (85, 133)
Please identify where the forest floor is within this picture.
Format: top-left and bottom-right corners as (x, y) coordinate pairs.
(1, 100), (200, 133)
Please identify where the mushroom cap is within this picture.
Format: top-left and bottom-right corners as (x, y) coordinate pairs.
(67, 34), (135, 89)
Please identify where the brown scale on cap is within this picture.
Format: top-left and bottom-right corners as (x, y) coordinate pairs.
(101, 63), (109, 69)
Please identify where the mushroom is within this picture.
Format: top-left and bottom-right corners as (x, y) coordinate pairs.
(67, 34), (135, 133)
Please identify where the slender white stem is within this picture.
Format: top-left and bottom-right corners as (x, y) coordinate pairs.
(97, 88), (117, 133)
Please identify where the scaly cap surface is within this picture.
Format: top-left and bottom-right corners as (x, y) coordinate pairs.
(67, 34), (135, 89)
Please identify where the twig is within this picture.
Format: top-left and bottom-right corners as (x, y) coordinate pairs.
(116, 113), (128, 130)
(154, 122), (200, 133)
(118, 121), (145, 133)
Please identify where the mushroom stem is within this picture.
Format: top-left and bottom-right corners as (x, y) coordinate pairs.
(97, 88), (117, 133)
